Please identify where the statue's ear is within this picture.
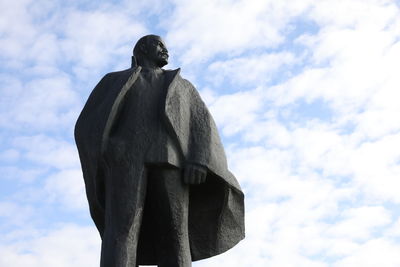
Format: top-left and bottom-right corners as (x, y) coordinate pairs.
(140, 43), (148, 54)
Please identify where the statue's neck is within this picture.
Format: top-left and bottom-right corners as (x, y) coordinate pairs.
(137, 58), (163, 72)
(140, 66), (164, 75)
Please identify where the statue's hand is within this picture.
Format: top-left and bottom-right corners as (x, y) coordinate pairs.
(183, 163), (207, 185)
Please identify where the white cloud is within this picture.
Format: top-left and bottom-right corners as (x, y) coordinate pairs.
(208, 88), (266, 136)
(0, 0), (149, 81)
(349, 134), (400, 202)
(333, 239), (400, 267)
(0, 0), (37, 66)
(165, 0), (313, 65)
(326, 206), (392, 240)
(0, 149), (20, 163)
(0, 75), (80, 131)
(60, 9), (147, 74)
(0, 225), (100, 267)
(44, 169), (87, 210)
(207, 52), (297, 86)
(0, 202), (35, 229)
(2, 0), (400, 266)
(385, 218), (400, 238)
(308, 0), (398, 30)
(12, 135), (80, 170)
(270, 3), (400, 119)
(206, 138), (398, 265)
(0, 166), (45, 183)
(243, 118), (292, 147)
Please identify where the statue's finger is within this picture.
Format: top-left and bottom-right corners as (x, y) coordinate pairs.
(200, 173), (206, 183)
(183, 167), (190, 184)
(183, 168), (187, 184)
(189, 167), (196, 184)
(195, 170), (202, 184)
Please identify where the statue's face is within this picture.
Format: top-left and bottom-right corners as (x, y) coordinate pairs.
(145, 36), (169, 67)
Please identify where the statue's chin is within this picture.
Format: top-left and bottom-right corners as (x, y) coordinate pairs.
(158, 59), (168, 67)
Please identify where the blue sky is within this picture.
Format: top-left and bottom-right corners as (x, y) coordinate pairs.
(1, 0), (400, 266)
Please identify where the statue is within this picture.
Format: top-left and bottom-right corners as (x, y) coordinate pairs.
(75, 34), (244, 267)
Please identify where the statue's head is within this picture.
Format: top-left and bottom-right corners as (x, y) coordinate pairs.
(133, 35), (169, 68)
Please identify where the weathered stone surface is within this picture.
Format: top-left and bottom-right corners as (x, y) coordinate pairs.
(75, 35), (244, 266)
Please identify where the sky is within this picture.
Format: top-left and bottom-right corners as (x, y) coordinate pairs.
(1, 0), (400, 266)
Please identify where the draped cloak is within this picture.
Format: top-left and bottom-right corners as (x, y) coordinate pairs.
(74, 66), (245, 264)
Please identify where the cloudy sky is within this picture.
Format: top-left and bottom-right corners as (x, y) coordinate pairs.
(1, 0), (400, 266)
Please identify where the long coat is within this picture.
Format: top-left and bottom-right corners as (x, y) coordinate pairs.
(75, 66), (245, 264)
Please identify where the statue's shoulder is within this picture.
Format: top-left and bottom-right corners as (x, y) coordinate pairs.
(103, 67), (136, 81)
(86, 68), (137, 106)
(163, 68), (197, 90)
(163, 68), (181, 79)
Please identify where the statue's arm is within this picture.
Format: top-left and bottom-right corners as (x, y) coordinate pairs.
(180, 78), (210, 185)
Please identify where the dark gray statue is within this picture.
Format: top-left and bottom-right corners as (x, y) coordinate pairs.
(75, 35), (244, 267)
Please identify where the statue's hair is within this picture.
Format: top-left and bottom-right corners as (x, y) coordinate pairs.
(133, 34), (160, 66)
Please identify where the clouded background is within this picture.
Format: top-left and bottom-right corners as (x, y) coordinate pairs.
(1, 0), (400, 266)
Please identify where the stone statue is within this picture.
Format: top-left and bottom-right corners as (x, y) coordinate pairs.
(75, 34), (244, 267)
